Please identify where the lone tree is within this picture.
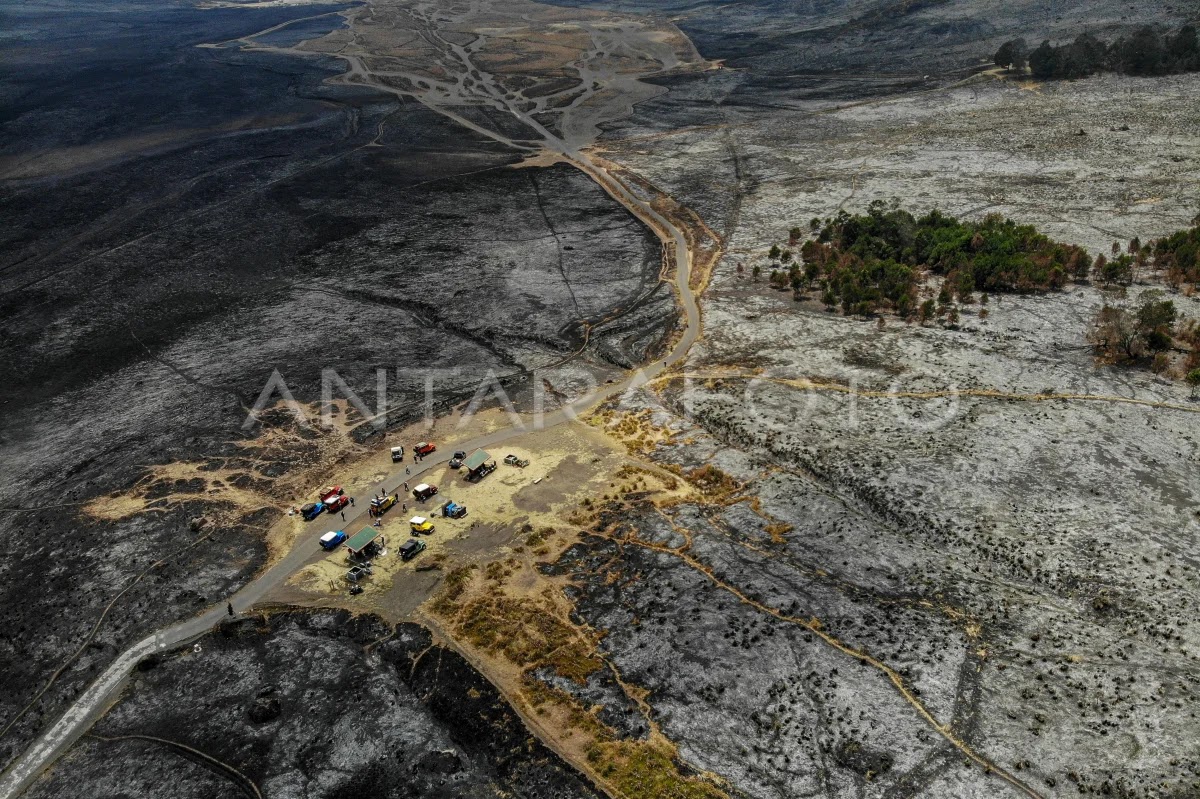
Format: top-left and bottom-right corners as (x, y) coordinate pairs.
(1066, 248), (1092, 282)
(918, 299), (935, 325)
(1099, 254), (1134, 286)
(1089, 291), (1178, 362)
(994, 38), (1028, 71)
(1090, 304), (1143, 361)
(1188, 368), (1200, 398)
(1135, 290), (1177, 351)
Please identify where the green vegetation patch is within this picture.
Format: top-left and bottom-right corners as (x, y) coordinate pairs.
(587, 740), (727, 799)
(1152, 221), (1200, 289)
(453, 591), (604, 684)
(994, 25), (1200, 80)
(793, 203), (1091, 316)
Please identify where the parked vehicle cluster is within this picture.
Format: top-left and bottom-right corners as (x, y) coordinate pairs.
(309, 440), (532, 594)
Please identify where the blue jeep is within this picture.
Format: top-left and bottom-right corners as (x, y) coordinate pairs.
(319, 530), (347, 550)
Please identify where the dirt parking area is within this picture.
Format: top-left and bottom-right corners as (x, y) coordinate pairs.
(274, 418), (639, 622)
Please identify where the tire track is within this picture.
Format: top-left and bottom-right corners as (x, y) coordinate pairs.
(86, 732), (262, 799)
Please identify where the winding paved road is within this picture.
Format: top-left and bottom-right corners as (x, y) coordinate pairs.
(0, 55), (700, 799)
(0, 277), (697, 799)
(0, 4), (704, 792)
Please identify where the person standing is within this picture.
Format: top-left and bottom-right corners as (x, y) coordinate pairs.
(227, 602), (234, 617)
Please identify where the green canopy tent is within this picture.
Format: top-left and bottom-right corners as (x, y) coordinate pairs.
(345, 526), (383, 555)
(463, 449), (495, 479)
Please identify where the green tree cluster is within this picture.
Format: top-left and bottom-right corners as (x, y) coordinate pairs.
(798, 204), (1090, 317)
(997, 25), (1200, 79)
(1150, 220), (1200, 289)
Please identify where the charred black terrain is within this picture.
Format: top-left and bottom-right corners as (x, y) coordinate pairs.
(4, 0), (1199, 798)
(23, 611), (600, 799)
(0, 0), (668, 777)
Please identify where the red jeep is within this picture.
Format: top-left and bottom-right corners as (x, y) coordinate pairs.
(414, 442), (436, 456)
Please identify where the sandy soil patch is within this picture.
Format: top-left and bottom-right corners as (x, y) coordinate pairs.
(274, 416), (678, 621)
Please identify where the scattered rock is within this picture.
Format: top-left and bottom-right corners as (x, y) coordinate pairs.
(248, 696), (281, 724)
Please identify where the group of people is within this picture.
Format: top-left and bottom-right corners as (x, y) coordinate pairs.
(292, 442), (425, 530)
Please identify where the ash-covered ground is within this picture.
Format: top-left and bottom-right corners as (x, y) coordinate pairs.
(5, 0), (1199, 797)
(526, 1), (1200, 796)
(580, 278), (1200, 797)
(553, 0), (1185, 95)
(0, 0), (670, 778)
(24, 610), (600, 799)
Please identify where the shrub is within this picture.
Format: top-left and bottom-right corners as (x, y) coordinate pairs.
(1187, 368), (1200, 397)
